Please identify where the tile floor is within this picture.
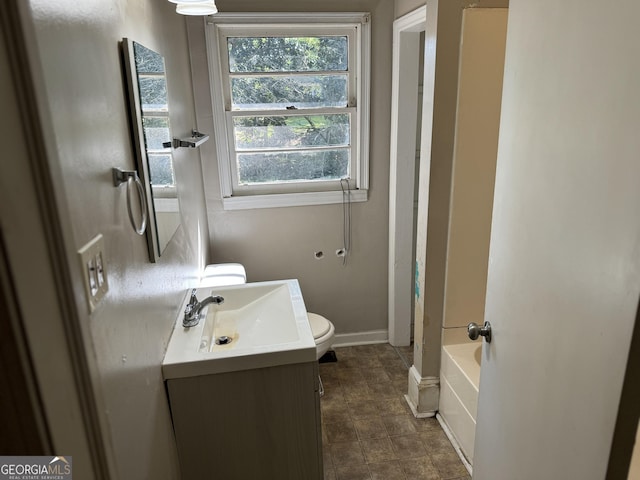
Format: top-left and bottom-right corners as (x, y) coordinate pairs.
(319, 343), (470, 480)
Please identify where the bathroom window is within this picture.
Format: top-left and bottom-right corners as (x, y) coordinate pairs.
(206, 13), (370, 209)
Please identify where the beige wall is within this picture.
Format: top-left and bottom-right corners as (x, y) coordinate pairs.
(189, 0), (394, 336)
(395, 0), (426, 18)
(414, 0), (508, 378)
(442, 8), (507, 336)
(415, 0), (462, 379)
(630, 420), (640, 479)
(27, 0), (208, 477)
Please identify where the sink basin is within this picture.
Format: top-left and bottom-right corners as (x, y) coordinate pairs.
(162, 280), (316, 379)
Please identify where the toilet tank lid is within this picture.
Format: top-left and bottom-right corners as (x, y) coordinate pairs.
(199, 275), (245, 287)
(307, 313), (331, 339)
(202, 263), (246, 280)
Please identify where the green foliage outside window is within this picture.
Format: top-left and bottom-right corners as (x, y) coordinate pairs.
(227, 36), (351, 185)
(228, 36), (348, 73)
(238, 150), (348, 184)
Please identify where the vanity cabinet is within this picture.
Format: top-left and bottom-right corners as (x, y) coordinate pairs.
(166, 361), (322, 480)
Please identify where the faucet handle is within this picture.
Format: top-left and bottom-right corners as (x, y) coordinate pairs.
(188, 288), (198, 306)
(183, 289), (199, 327)
(184, 289), (198, 317)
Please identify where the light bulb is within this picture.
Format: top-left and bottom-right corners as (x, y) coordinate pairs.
(175, 1), (218, 15)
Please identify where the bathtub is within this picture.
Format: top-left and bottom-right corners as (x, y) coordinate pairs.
(438, 342), (482, 467)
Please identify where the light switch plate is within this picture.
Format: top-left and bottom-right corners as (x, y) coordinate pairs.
(78, 234), (108, 312)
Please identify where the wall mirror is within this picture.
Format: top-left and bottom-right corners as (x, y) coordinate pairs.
(122, 38), (181, 262)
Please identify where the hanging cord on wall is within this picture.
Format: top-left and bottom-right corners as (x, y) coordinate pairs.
(340, 178), (352, 266)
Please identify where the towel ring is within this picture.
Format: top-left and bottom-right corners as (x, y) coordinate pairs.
(113, 168), (147, 235)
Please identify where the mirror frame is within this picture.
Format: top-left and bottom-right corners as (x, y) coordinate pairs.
(122, 37), (178, 262)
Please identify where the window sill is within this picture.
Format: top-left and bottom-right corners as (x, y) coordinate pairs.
(154, 197), (180, 213)
(222, 189), (367, 210)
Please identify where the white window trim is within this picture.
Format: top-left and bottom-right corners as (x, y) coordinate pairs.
(205, 12), (371, 210)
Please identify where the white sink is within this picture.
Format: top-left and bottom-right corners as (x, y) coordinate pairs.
(162, 279), (316, 379)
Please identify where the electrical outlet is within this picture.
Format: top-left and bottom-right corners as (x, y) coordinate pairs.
(78, 234), (108, 312)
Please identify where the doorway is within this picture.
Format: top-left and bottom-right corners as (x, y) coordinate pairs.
(388, 6), (426, 346)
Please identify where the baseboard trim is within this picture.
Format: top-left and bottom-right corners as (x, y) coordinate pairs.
(404, 394), (436, 418)
(436, 413), (473, 475)
(406, 366), (439, 416)
(332, 329), (389, 347)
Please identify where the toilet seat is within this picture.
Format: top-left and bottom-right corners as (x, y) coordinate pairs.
(308, 313), (331, 339)
(307, 313), (335, 362)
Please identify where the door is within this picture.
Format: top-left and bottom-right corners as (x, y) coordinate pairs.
(473, 1), (640, 479)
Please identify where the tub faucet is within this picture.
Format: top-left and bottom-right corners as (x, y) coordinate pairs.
(183, 289), (224, 328)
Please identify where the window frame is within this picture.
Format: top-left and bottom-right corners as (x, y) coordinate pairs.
(205, 12), (370, 210)
(137, 69), (178, 197)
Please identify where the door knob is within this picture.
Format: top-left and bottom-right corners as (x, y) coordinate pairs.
(468, 321), (492, 343)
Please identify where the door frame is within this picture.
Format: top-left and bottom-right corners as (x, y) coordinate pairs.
(388, 6), (426, 346)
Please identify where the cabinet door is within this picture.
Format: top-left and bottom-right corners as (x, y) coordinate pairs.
(168, 362), (322, 480)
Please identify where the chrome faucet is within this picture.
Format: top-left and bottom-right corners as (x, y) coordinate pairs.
(183, 289), (224, 328)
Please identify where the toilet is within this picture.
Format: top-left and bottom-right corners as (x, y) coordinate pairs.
(307, 312), (336, 360)
(200, 263), (248, 287)
(200, 263), (336, 361)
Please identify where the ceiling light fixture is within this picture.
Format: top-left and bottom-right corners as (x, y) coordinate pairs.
(169, 0), (218, 16)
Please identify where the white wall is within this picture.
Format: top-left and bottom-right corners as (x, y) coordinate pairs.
(189, 0), (393, 338)
(22, 1), (208, 477)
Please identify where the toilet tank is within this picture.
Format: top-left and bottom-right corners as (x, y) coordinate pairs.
(200, 263), (247, 287)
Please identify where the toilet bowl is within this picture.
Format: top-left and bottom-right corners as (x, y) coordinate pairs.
(307, 313), (335, 361)
(200, 264), (336, 360)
